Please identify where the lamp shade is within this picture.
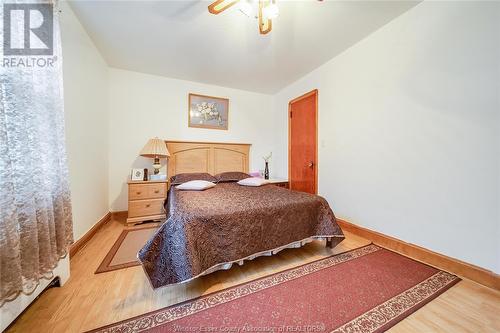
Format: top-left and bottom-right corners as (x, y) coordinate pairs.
(140, 137), (170, 158)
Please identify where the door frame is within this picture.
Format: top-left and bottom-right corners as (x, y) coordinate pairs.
(288, 89), (318, 194)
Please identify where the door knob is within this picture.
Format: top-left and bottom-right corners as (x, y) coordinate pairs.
(307, 161), (315, 168)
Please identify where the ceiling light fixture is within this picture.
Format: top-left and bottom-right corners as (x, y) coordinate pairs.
(258, 0), (272, 34)
(208, 0), (240, 15)
(208, 0), (278, 35)
(262, 0), (279, 20)
(208, 0), (322, 35)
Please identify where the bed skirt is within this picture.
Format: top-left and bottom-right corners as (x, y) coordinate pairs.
(140, 235), (343, 288)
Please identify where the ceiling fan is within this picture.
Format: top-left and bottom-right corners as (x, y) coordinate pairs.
(208, 0), (274, 34)
(208, 0), (323, 35)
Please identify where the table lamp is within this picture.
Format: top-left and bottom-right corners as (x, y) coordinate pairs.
(140, 137), (170, 175)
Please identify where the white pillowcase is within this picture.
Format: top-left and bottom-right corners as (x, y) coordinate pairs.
(237, 177), (270, 187)
(176, 180), (216, 191)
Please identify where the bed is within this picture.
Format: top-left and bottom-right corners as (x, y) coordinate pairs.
(138, 141), (345, 288)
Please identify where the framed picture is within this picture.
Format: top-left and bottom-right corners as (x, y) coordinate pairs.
(188, 93), (229, 130)
(131, 168), (145, 181)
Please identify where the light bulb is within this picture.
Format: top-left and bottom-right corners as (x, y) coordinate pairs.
(262, 3), (279, 19)
(238, 1), (253, 17)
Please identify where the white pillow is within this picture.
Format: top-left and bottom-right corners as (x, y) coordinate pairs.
(237, 177), (270, 187)
(176, 180), (216, 191)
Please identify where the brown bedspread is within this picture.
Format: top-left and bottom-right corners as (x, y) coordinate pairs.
(138, 182), (344, 288)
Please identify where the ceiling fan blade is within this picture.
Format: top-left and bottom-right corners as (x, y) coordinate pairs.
(208, 0), (240, 14)
(258, 0), (272, 34)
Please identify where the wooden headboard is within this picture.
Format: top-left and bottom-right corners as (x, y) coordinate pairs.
(166, 141), (251, 177)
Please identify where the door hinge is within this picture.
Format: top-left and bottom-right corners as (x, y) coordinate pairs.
(290, 111), (292, 118)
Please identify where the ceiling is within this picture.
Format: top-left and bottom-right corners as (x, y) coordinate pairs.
(68, 0), (419, 94)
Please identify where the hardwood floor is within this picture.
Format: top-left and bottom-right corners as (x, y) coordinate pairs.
(6, 218), (500, 333)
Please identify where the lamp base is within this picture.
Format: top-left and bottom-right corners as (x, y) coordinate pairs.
(149, 174), (167, 181)
(153, 157), (161, 175)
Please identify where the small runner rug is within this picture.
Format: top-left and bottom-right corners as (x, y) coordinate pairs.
(95, 225), (158, 274)
(89, 244), (460, 333)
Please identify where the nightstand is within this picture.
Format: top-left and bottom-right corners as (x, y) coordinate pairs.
(268, 179), (289, 189)
(127, 179), (168, 226)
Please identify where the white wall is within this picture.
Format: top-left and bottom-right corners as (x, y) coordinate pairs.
(60, 1), (110, 240)
(108, 69), (275, 211)
(274, 1), (500, 273)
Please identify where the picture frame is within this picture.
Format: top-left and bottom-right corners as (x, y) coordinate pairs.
(131, 168), (145, 181)
(188, 93), (229, 130)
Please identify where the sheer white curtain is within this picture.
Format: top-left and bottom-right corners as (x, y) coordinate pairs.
(0, 0), (73, 306)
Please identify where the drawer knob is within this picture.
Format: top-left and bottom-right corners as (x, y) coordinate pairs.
(146, 204), (151, 208)
(154, 190), (159, 193)
(136, 191), (141, 195)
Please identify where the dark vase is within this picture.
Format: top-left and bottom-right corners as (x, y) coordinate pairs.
(264, 162), (269, 180)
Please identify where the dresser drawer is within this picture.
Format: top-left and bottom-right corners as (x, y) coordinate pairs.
(147, 183), (166, 198)
(128, 199), (165, 218)
(129, 183), (166, 200)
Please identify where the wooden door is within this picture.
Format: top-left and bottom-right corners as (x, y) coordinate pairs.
(288, 89), (318, 194)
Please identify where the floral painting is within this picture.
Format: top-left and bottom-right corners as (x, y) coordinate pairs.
(188, 93), (229, 130)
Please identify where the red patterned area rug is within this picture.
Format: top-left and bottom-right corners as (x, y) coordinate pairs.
(88, 244), (460, 333)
